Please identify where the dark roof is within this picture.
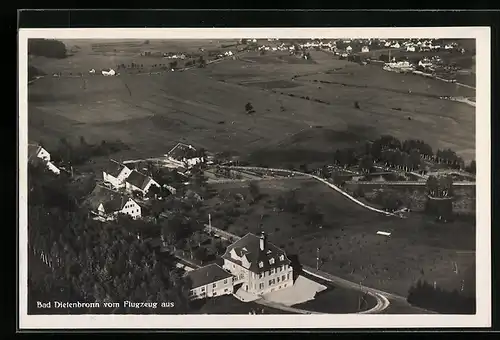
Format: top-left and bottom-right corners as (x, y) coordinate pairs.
(104, 160), (128, 178)
(84, 184), (131, 212)
(185, 264), (233, 289)
(167, 143), (198, 161)
(126, 170), (153, 191)
(222, 233), (291, 274)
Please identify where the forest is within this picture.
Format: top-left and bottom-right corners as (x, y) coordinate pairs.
(27, 163), (198, 314)
(28, 39), (67, 59)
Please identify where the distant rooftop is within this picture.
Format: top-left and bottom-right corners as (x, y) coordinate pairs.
(185, 263), (233, 289)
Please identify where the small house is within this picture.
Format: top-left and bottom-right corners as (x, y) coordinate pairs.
(28, 142), (60, 175)
(102, 68), (116, 76)
(186, 264), (235, 300)
(165, 143), (205, 169)
(103, 160), (132, 189)
(391, 42), (401, 49)
(85, 185), (142, 220)
(346, 46), (353, 53)
(406, 46), (416, 52)
(125, 170), (161, 195)
(361, 46), (370, 53)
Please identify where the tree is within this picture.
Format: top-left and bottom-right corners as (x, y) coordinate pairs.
(198, 56), (207, 68)
(304, 202), (323, 226)
(359, 155), (374, 173)
(426, 175), (439, 197)
(466, 160), (476, 174)
(409, 149), (421, 170)
(248, 181), (261, 203)
(245, 102), (255, 114)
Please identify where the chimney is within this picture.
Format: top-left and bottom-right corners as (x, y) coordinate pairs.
(259, 231), (266, 251)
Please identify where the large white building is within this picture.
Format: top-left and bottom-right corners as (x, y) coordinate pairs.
(221, 232), (294, 295)
(185, 264), (235, 300)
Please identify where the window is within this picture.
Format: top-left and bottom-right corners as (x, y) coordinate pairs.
(239, 273), (244, 279)
(277, 277), (280, 283)
(224, 288), (228, 292)
(259, 273), (264, 279)
(269, 258), (275, 265)
(258, 261), (264, 268)
(279, 286), (281, 289)
(201, 287), (206, 292)
(269, 280), (272, 286)
(279, 255), (284, 261)
(259, 283), (264, 290)
(270, 268), (275, 274)
(232, 277), (236, 282)
(284, 284), (287, 288)
(282, 275), (285, 281)
(287, 273), (290, 280)
(213, 283), (217, 288)
(224, 279), (228, 284)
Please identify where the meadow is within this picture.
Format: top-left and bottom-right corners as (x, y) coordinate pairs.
(205, 179), (476, 298)
(28, 42), (475, 166)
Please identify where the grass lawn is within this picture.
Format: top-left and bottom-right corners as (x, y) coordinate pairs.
(206, 178), (476, 298)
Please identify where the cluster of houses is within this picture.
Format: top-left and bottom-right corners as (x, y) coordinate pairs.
(88, 68), (117, 76)
(185, 231), (295, 301)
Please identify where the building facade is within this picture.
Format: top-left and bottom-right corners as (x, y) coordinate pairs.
(185, 264), (235, 300)
(124, 170), (160, 195)
(103, 161), (132, 189)
(222, 232), (294, 296)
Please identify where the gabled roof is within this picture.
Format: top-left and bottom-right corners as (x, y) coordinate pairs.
(103, 159), (129, 178)
(166, 142), (198, 161)
(222, 233), (291, 274)
(126, 170), (155, 191)
(27, 144), (42, 162)
(185, 263), (233, 289)
(84, 184), (132, 212)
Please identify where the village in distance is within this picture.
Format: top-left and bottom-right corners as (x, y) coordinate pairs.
(26, 37), (476, 316)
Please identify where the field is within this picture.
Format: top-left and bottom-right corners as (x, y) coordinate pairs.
(205, 178), (475, 298)
(28, 40), (476, 166)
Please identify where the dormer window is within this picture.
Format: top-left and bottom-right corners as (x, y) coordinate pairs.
(258, 261), (264, 268)
(279, 255), (284, 261)
(269, 258), (275, 265)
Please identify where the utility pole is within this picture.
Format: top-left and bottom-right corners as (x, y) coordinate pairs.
(208, 213), (212, 233)
(316, 248), (320, 270)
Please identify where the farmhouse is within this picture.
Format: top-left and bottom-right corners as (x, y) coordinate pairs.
(406, 45), (416, 52)
(391, 42), (401, 48)
(165, 142), (205, 169)
(85, 184), (142, 220)
(103, 160), (132, 189)
(102, 68), (116, 76)
(221, 232), (294, 295)
(125, 170), (160, 195)
(346, 46), (353, 53)
(361, 46), (370, 53)
(185, 264), (235, 300)
(28, 142), (60, 175)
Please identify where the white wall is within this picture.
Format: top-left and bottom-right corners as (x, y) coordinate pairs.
(223, 258), (293, 295)
(103, 172), (123, 188)
(189, 276), (234, 300)
(37, 148), (51, 162)
(121, 199), (142, 219)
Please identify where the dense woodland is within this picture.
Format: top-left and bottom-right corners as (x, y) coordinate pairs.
(407, 279), (475, 314)
(28, 39), (67, 59)
(27, 163), (207, 314)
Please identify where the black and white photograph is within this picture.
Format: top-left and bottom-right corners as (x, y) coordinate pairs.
(18, 27), (491, 329)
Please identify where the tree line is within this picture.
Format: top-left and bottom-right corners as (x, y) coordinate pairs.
(328, 135), (472, 174)
(28, 39), (67, 59)
(407, 279), (475, 314)
(50, 137), (129, 167)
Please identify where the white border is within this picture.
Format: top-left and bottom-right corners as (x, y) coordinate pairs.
(18, 27), (491, 330)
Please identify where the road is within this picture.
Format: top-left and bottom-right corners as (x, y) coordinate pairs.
(216, 165), (401, 218)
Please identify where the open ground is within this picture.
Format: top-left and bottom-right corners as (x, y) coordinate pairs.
(205, 178), (475, 298)
(29, 41), (475, 166)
